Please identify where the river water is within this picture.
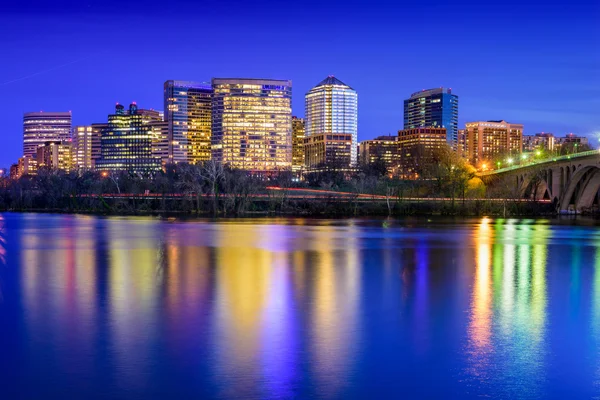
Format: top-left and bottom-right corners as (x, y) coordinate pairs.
(0, 213), (599, 399)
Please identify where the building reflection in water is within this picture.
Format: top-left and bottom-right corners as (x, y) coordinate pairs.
(310, 223), (360, 399)
(467, 218), (549, 395)
(593, 246), (600, 390)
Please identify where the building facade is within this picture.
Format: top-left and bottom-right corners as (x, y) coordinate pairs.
(72, 126), (94, 170)
(23, 111), (72, 158)
(292, 116), (305, 173)
(359, 135), (400, 175)
(164, 80), (213, 164)
(465, 120), (523, 165)
(304, 133), (353, 170)
(555, 133), (589, 147)
(95, 103), (164, 174)
(397, 127), (447, 178)
(523, 133), (555, 153)
(150, 121), (170, 166)
(36, 141), (74, 171)
(403, 88), (458, 149)
(211, 78), (292, 172)
(305, 76), (358, 166)
(16, 156), (38, 178)
(91, 123), (107, 169)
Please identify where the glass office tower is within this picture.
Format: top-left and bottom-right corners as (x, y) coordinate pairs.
(164, 80), (213, 164)
(305, 76), (358, 166)
(23, 111), (72, 158)
(96, 103), (164, 174)
(403, 88), (458, 149)
(211, 78), (292, 172)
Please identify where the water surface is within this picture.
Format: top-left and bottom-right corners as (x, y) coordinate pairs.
(0, 213), (599, 399)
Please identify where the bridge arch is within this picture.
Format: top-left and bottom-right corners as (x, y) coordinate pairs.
(560, 166), (600, 212)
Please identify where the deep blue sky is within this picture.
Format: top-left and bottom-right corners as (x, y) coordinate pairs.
(1, 0), (598, 167)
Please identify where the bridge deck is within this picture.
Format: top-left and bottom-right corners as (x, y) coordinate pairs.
(477, 150), (600, 177)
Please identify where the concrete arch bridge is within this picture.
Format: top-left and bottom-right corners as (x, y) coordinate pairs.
(477, 150), (600, 213)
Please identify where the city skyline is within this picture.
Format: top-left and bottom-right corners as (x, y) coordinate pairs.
(1, 0), (597, 167)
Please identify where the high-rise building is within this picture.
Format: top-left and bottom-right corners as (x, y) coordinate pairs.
(164, 80), (212, 164)
(403, 88), (458, 149)
(359, 135), (400, 175)
(397, 127), (447, 178)
(304, 133), (353, 170)
(211, 78), (292, 172)
(36, 141), (74, 172)
(72, 126), (94, 170)
(95, 103), (164, 174)
(23, 111), (72, 158)
(305, 76), (358, 166)
(465, 120), (523, 165)
(292, 116), (305, 173)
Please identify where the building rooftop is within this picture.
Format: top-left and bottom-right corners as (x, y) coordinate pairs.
(313, 75), (353, 89)
(409, 87), (453, 99)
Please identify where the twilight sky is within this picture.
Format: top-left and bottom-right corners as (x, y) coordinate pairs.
(0, 0), (598, 167)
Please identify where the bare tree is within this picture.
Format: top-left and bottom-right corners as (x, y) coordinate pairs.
(176, 164), (205, 214)
(200, 160), (225, 215)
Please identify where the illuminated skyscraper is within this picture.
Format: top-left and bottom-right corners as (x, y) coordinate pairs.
(95, 103), (164, 174)
(292, 116), (305, 173)
(164, 80), (212, 164)
(305, 76), (358, 166)
(211, 78), (292, 172)
(72, 126), (93, 170)
(403, 88), (458, 149)
(23, 111), (72, 158)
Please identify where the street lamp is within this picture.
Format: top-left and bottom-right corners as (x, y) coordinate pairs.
(507, 158), (514, 165)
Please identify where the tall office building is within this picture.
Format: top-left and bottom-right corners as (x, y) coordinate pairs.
(465, 120), (523, 165)
(403, 88), (458, 149)
(292, 116), (305, 173)
(164, 80), (213, 164)
(305, 76), (358, 165)
(211, 78), (292, 172)
(23, 111), (72, 158)
(72, 126), (94, 170)
(95, 103), (164, 174)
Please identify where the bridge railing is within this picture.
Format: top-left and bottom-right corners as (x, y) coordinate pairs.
(477, 149), (600, 176)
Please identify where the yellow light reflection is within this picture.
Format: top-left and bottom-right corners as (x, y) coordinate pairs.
(311, 224), (360, 398)
(470, 217), (492, 351)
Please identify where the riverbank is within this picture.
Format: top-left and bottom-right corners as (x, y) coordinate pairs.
(0, 196), (557, 217)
